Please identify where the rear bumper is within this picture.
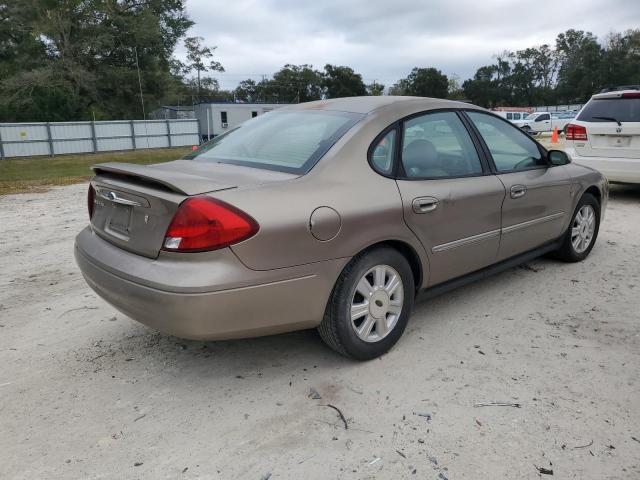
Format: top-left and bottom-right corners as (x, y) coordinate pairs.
(74, 227), (348, 340)
(567, 148), (640, 184)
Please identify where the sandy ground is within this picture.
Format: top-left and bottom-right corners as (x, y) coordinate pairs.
(1, 182), (639, 480)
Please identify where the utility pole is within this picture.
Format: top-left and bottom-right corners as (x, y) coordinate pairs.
(134, 46), (146, 119)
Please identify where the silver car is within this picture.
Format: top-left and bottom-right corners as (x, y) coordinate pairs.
(75, 96), (607, 359)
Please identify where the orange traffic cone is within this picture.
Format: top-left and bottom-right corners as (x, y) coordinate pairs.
(551, 126), (559, 144)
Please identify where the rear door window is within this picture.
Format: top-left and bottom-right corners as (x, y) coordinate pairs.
(370, 129), (397, 175)
(400, 111), (483, 178)
(578, 97), (640, 123)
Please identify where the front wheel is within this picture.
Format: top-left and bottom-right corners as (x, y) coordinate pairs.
(553, 193), (600, 262)
(318, 247), (415, 360)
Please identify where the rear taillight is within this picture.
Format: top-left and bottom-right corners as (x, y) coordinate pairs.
(621, 92), (640, 98)
(162, 196), (258, 252)
(565, 123), (588, 141)
(88, 184), (95, 219)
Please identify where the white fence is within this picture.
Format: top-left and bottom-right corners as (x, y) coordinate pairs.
(0, 119), (200, 159)
(532, 104), (584, 113)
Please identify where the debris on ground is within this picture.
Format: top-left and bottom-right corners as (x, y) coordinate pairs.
(308, 387), (322, 400)
(413, 412), (432, 422)
(396, 450), (406, 458)
(573, 439), (593, 449)
(369, 457), (381, 465)
(535, 465), (553, 475)
(321, 404), (348, 429)
(520, 264), (540, 272)
(474, 402), (521, 408)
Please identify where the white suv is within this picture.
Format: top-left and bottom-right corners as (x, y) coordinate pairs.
(565, 87), (640, 184)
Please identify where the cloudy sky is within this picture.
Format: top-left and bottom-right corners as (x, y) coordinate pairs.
(178, 0), (640, 90)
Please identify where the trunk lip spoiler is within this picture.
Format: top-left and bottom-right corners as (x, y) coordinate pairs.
(91, 162), (237, 196)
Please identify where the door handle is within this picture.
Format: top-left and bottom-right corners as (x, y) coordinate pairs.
(412, 196), (439, 213)
(510, 185), (527, 199)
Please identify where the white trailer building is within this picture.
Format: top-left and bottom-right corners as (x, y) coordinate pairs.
(194, 103), (287, 141)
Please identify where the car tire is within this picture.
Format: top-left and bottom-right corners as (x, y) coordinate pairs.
(318, 247), (415, 360)
(553, 193), (600, 262)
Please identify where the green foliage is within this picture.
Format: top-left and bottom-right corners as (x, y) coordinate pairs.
(2, 11), (639, 120)
(367, 81), (385, 96)
(322, 64), (367, 98)
(389, 67), (449, 98)
(182, 36), (224, 101)
(0, 0), (193, 121)
(233, 64), (368, 103)
(463, 29), (640, 107)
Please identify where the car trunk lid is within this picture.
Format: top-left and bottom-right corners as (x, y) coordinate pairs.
(89, 160), (297, 258)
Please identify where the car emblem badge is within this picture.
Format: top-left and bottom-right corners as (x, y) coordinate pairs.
(616, 126), (622, 133)
(108, 191), (117, 201)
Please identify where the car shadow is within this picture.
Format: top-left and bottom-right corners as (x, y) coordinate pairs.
(609, 183), (640, 202)
(80, 185), (630, 379)
(81, 321), (356, 382)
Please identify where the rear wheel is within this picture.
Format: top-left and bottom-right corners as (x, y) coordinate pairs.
(318, 247), (415, 360)
(554, 193), (600, 262)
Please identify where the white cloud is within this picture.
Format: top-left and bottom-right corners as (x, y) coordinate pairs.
(179, 0), (640, 89)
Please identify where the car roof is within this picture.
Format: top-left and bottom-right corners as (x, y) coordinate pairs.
(279, 96), (482, 115)
(592, 89), (640, 100)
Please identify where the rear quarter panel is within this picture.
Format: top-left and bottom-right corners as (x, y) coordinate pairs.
(211, 110), (432, 286)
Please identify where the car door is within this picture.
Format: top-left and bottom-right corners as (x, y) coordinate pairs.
(391, 111), (505, 286)
(533, 113), (551, 132)
(465, 111), (573, 260)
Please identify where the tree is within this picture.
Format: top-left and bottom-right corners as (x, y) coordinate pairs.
(447, 74), (465, 100)
(601, 30), (640, 89)
(322, 64), (367, 98)
(234, 79), (259, 102)
(183, 36), (224, 100)
(462, 65), (500, 107)
(555, 29), (603, 102)
(269, 64), (323, 103)
(0, 0), (193, 121)
(367, 81), (385, 96)
(390, 67), (449, 98)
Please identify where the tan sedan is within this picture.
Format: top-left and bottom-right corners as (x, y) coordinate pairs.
(75, 96), (607, 359)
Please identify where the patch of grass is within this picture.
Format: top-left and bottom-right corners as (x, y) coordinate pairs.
(0, 147), (191, 195)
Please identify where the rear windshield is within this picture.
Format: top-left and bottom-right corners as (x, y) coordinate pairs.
(578, 98), (640, 123)
(183, 110), (362, 174)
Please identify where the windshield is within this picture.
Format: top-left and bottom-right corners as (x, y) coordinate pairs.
(578, 97), (640, 123)
(183, 110), (362, 174)
(523, 113), (538, 120)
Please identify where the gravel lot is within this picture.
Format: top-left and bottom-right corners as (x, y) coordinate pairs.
(1, 182), (639, 479)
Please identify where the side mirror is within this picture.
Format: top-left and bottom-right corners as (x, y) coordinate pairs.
(548, 149), (570, 166)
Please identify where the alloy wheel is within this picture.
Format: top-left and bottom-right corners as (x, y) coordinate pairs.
(571, 205), (596, 254)
(350, 264), (404, 343)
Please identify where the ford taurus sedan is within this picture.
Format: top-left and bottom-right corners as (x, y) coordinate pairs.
(75, 96), (607, 360)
